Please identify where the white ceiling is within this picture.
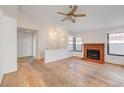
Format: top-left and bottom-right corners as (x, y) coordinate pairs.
(0, 5), (18, 18)
(18, 5), (124, 31)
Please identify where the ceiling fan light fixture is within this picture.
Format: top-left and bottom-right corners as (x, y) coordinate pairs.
(57, 5), (86, 23)
(72, 18), (75, 23)
(69, 16), (72, 20)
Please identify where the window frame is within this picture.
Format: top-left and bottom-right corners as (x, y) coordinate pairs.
(107, 32), (124, 56)
(69, 37), (83, 52)
(68, 36), (75, 52)
(74, 37), (83, 52)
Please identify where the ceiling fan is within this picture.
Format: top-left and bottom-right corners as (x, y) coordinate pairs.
(57, 5), (86, 23)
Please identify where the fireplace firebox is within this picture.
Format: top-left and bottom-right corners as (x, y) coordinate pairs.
(87, 49), (100, 60)
(83, 44), (104, 64)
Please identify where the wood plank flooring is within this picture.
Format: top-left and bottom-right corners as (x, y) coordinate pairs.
(1, 57), (124, 87)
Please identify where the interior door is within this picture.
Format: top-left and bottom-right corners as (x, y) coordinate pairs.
(17, 31), (33, 57)
(22, 32), (33, 57)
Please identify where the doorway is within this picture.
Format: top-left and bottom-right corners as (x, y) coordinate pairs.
(17, 27), (38, 58)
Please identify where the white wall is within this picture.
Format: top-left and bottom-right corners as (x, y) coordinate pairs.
(18, 11), (68, 58)
(1, 16), (17, 73)
(0, 8), (17, 83)
(81, 26), (124, 65)
(0, 8), (3, 15)
(47, 27), (67, 49)
(45, 49), (70, 63)
(0, 8), (4, 83)
(0, 6), (17, 84)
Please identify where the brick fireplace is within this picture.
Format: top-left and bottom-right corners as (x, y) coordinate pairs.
(83, 44), (105, 64)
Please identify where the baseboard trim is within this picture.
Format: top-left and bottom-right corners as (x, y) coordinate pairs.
(0, 68), (17, 86)
(105, 62), (124, 67)
(45, 56), (82, 63)
(45, 56), (70, 63)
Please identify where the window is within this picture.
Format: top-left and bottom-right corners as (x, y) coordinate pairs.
(108, 32), (124, 56)
(75, 37), (83, 52)
(68, 37), (74, 51)
(69, 37), (83, 52)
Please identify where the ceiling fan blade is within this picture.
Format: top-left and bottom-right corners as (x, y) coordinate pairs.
(69, 16), (72, 21)
(70, 5), (78, 14)
(57, 12), (68, 16)
(74, 14), (86, 17)
(61, 16), (69, 22)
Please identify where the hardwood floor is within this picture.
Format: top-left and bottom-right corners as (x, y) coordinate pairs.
(1, 57), (124, 87)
